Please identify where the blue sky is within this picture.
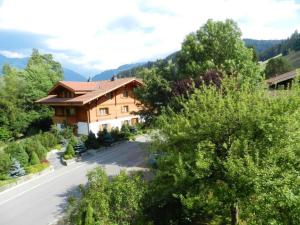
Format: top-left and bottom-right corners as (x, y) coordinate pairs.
(0, 0), (299, 76)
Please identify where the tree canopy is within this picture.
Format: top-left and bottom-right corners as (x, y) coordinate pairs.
(177, 19), (261, 82)
(145, 77), (300, 224)
(0, 49), (63, 141)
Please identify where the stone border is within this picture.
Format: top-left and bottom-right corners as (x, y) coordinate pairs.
(0, 165), (54, 192)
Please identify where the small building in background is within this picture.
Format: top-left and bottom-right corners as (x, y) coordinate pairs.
(36, 77), (143, 135)
(266, 70), (298, 89)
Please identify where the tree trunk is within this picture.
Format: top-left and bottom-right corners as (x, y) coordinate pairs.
(231, 202), (239, 225)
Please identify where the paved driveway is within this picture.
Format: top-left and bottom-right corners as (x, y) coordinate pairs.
(0, 136), (149, 225)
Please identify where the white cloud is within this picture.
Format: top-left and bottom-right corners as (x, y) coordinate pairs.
(0, 50), (26, 58)
(0, 0), (299, 73)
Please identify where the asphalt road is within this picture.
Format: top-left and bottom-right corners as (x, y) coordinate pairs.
(0, 136), (149, 225)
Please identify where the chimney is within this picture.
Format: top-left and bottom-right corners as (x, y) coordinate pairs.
(111, 75), (117, 81)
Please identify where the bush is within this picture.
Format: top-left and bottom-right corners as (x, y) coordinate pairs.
(60, 125), (74, 139)
(0, 152), (12, 175)
(37, 132), (60, 150)
(5, 143), (29, 167)
(33, 140), (48, 160)
(121, 124), (132, 140)
(110, 127), (124, 141)
(98, 129), (114, 146)
(85, 132), (100, 149)
(64, 144), (75, 160)
(25, 162), (49, 174)
(69, 135), (78, 147)
(67, 167), (146, 225)
(9, 158), (26, 177)
(80, 135), (88, 143)
(30, 151), (40, 165)
(0, 127), (12, 142)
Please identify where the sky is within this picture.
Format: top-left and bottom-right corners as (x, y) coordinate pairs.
(0, 0), (299, 76)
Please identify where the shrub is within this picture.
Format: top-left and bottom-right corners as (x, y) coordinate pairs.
(0, 152), (12, 175)
(0, 127), (12, 142)
(64, 144), (75, 160)
(5, 143), (29, 167)
(25, 162), (49, 174)
(34, 141), (48, 160)
(110, 127), (123, 141)
(60, 125), (74, 139)
(9, 158), (25, 177)
(67, 167), (146, 225)
(30, 151), (40, 165)
(80, 135), (88, 143)
(121, 124), (132, 140)
(69, 135), (78, 147)
(85, 132), (100, 149)
(103, 130), (114, 146)
(37, 132), (60, 150)
(97, 129), (114, 146)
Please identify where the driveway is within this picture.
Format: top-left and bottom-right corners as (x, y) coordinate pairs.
(0, 135), (149, 225)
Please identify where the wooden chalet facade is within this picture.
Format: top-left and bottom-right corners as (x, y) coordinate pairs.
(36, 77), (143, 135)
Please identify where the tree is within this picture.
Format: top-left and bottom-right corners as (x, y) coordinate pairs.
(0, 152), (12, 175)
(66, 167), (146, 225)
(30, 151), (40, 165)
(177, 19), (261, 82)
(134, 68), (172, 124)
(9, 158), (26, 177)
(0, 49), (64, 140)
(265, 57), (292, 79)
(5, 143), (29, 167)
(145, 78), (300, 224)
(85, 132), (99, 149)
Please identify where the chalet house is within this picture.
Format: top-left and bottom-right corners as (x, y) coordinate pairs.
(36, 77), (143, 135)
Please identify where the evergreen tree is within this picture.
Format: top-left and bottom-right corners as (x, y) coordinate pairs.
(30, 151), (40, 165)
(0, 152), (12, 175)
(9, 158), (25, 177)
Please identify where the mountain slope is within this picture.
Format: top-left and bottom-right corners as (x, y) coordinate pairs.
(283, 50), (300, 69)
(243, 39), (282, 54)
(0, 54), (86, 81)
(63, 68), (86, 81)
(92, 62), (145, 80)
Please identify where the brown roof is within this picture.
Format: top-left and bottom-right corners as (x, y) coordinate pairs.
(266, 70), (297, 86)
(36, 77), (143, 106)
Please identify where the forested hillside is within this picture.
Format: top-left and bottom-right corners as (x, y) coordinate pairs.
(259, 30), (300, 61)
(243, 38), (282, 53)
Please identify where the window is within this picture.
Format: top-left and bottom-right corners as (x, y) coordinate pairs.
(122, 105), (129, 113)
(123, 90), (128, 97)
(99, 108), (109, 116)
(67, 108), (76, 116)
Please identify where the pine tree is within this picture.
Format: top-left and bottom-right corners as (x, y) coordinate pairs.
(9, 158), (25, 177)
(30, 152), (40, 165)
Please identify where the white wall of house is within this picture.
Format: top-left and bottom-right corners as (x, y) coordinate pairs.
(76, 115), (140, 136)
